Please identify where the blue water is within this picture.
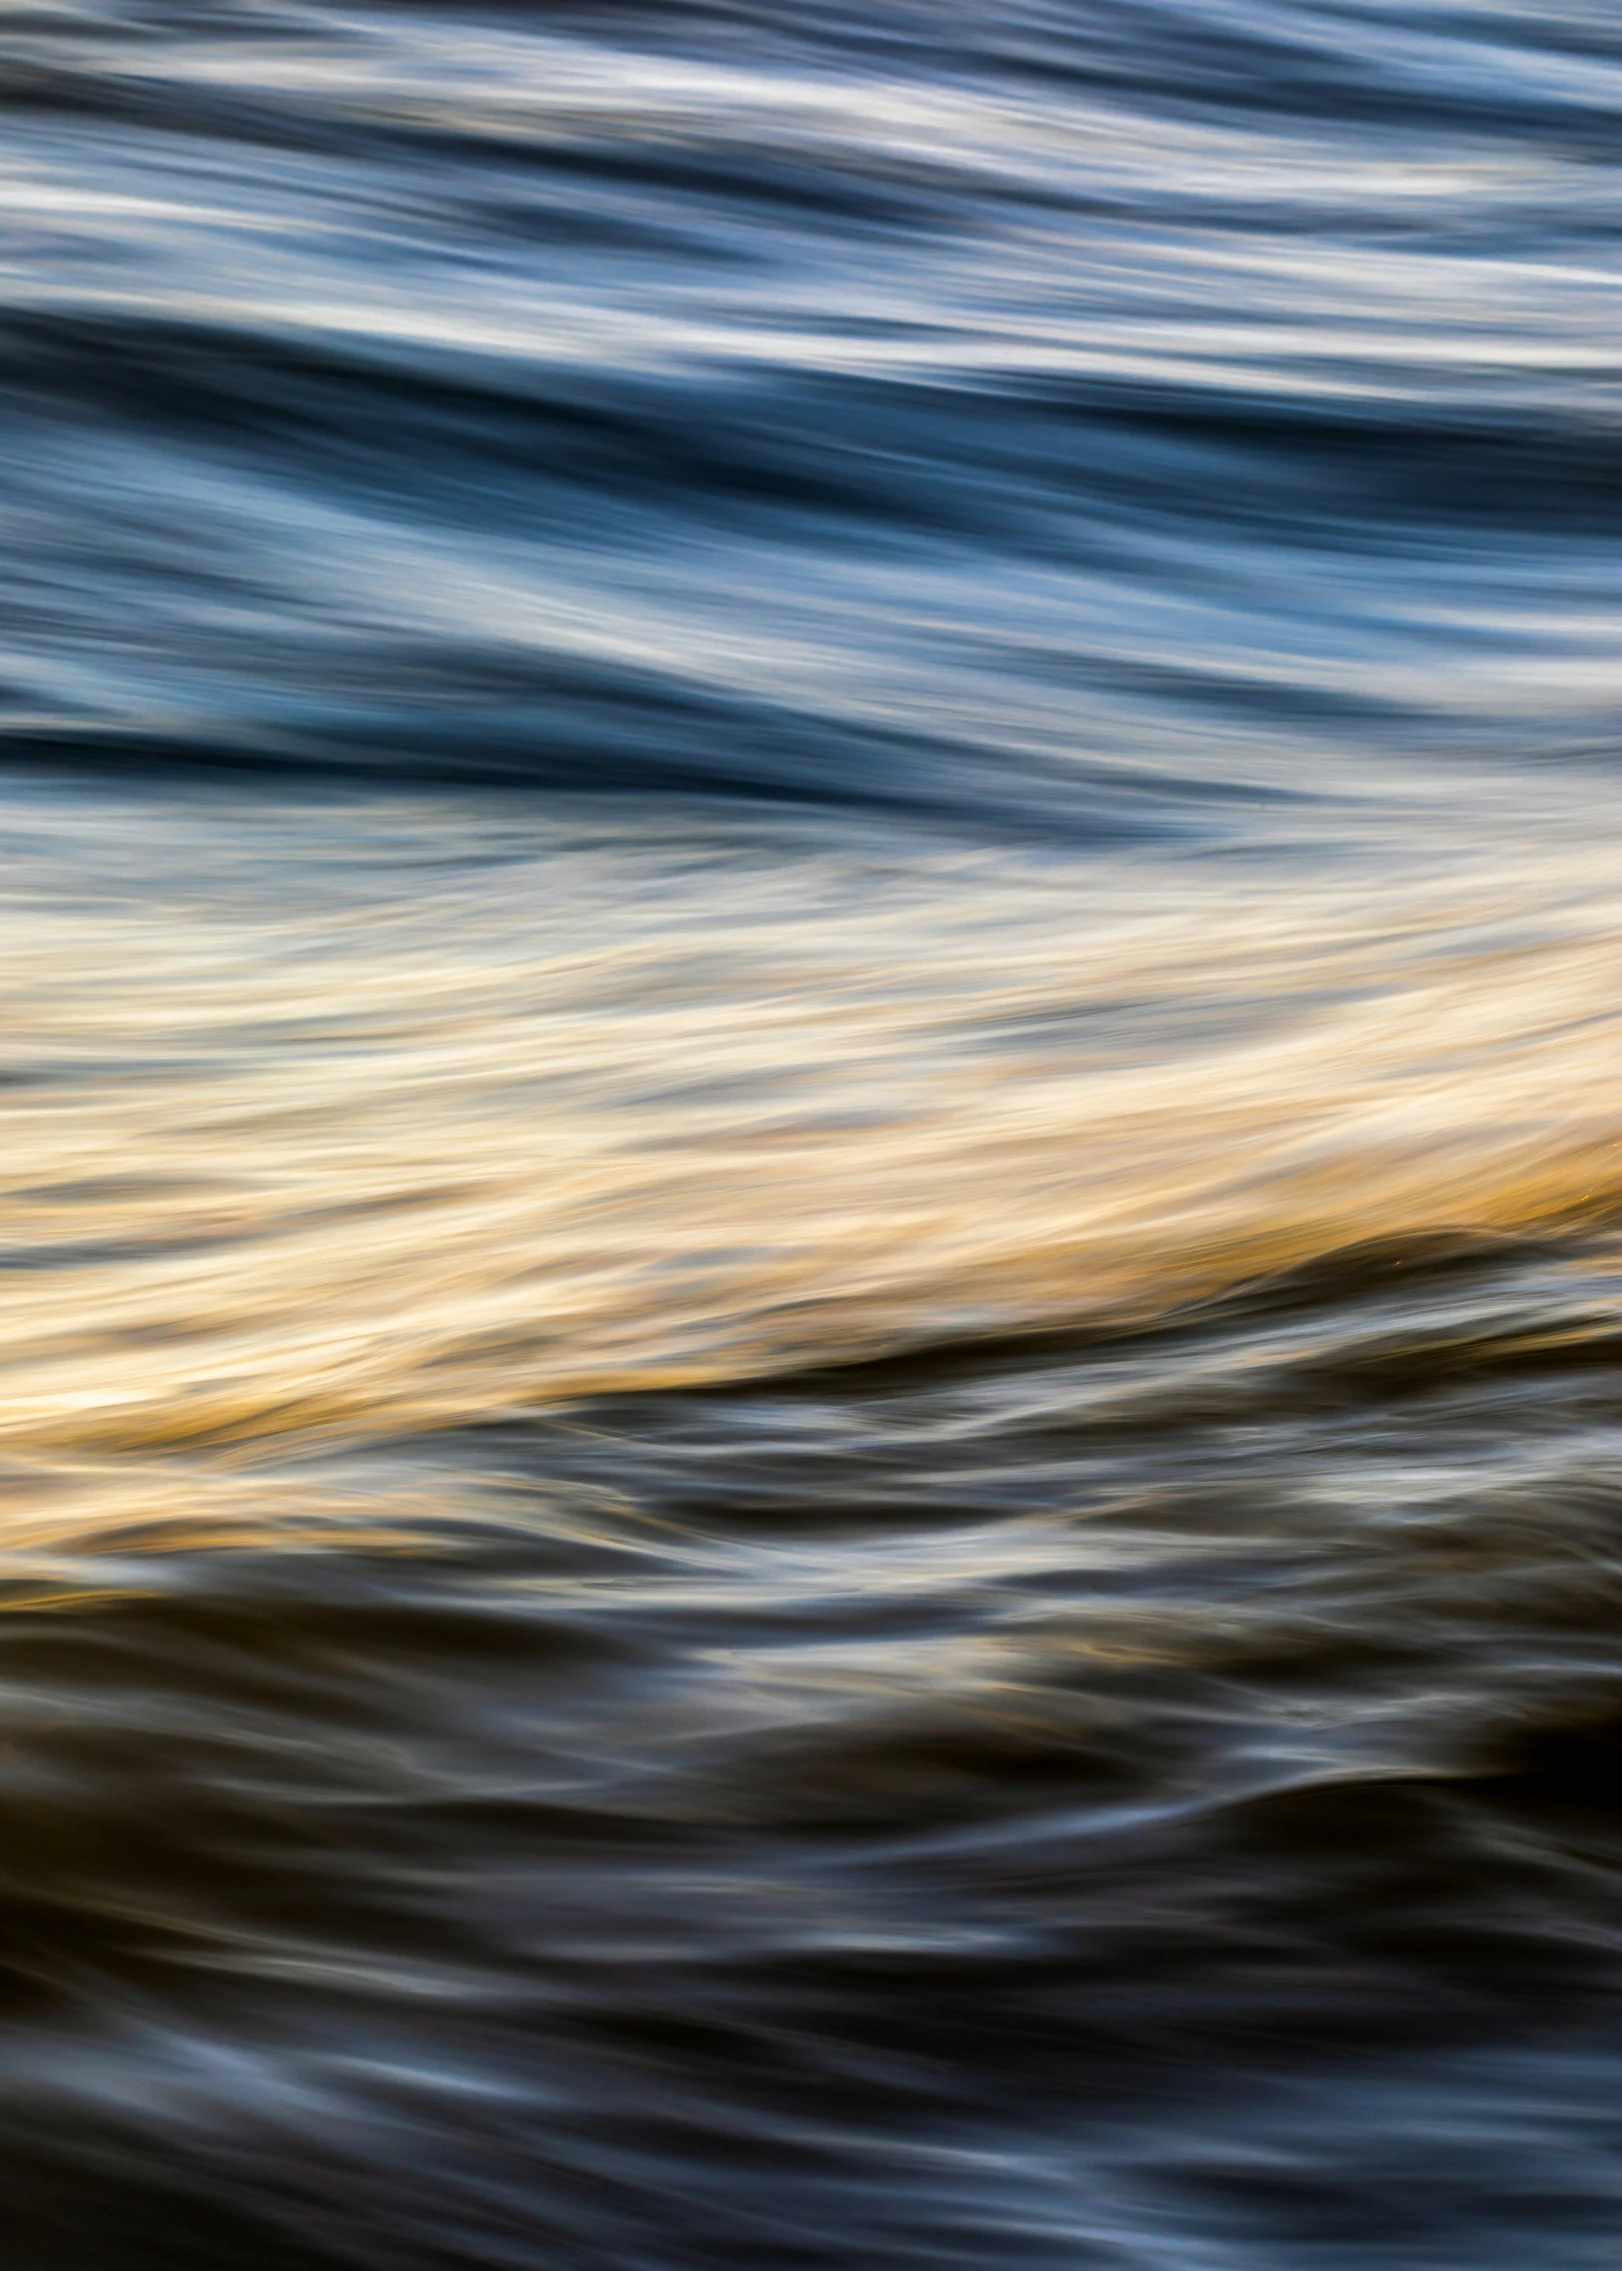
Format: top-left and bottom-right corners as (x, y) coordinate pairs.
(1, 3), (1621, 2265)
(6, 0), (1617, 819)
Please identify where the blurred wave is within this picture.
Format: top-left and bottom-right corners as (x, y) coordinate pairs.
(4, 781), (1622, 1450)
(3, 2), (1622, 2267)
(4, 1217), (1622, 2269)
(2, 0), (1617, 818)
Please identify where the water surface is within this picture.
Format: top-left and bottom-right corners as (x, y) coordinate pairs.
(0, 3), (1620, 2264)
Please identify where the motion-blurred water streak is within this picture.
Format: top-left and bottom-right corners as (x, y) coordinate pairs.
(0, 2), (1620, 2264)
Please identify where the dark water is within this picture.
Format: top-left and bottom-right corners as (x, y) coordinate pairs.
(2, 2), (1622, 2264)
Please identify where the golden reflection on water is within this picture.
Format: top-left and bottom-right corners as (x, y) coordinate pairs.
(2, 778), (1622, 1457)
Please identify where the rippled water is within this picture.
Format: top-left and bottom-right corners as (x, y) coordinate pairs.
(2, 2), (1621, 2264)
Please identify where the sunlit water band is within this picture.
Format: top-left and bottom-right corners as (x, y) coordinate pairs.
(6, 781), (1622, 1451)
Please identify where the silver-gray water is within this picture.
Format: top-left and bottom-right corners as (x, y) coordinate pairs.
(1, 3), (1620, 2265)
